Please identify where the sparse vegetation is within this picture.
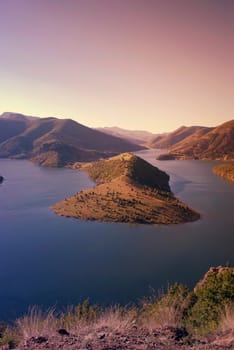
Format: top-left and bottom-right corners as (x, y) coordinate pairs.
(52, 153), (200, 224)
(187, 267), (234, 335)
(0, 267), (233, 349)
(220, 304), (234, 332)
(139, 267), (234, 337)
(213, 163), (234, 182)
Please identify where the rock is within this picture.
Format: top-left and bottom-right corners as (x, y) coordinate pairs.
(31, 336), (48, 344)
(98, 333), (105, 340)
(174, 327), (188, 341)
(57, 328), (70, 336)
(0, 176), (4, 184)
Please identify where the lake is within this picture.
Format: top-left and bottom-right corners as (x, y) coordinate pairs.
(0, 149), (233, 321)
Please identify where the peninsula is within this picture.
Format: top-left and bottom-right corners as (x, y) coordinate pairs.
(52, 153), (200, 224)
(213, 163), (234, 182)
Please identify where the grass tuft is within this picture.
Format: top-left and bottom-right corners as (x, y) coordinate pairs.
(220, 304), (234, 332)
(16, 306), (57, 341)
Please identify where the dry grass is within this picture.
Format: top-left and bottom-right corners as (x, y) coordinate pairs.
(14, 304), (136, 344)
(94, 306), (136, 333)
(2, 304), (233, 349)
(220, 304), (234, 332)
(140, 302), (183, 331)
(16, 306), (57, 341)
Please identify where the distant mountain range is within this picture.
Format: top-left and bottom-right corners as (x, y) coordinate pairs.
(152, 120), (234, 161)
(0, 112), (233, 165)
(97, 120), (234, 161)
(0, 112), (144, 167)
(96, 126), (159, 146)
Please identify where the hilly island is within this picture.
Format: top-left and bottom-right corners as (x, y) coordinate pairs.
(52, 153), (200, 224)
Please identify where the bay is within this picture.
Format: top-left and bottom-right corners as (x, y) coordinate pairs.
(0, 150), (233, 321)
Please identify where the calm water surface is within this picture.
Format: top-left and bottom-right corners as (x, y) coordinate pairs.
(0, 150), (234, 321)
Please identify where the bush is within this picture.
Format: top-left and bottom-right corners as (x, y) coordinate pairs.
(187, 268), (234, 335)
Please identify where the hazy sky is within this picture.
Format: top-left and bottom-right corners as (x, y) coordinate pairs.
(0, 0), (233, 132)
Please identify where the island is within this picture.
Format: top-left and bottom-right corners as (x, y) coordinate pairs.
(0, 175), (4, 184)
(213, 163), (234, 182)
(52, 153), (200, 224)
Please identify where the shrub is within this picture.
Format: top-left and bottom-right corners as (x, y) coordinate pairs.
(187, 269), (234, 335)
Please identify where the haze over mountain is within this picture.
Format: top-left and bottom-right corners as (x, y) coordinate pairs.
(96, 126), (158, 146)
(0, 112), (144, 167)
(0, 112), (38, 121)
(153, 120), (234, 161)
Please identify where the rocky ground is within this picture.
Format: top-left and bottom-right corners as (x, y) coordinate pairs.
(6, 325), (233, 350)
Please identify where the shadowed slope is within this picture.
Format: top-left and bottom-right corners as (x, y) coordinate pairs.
(0, 113), (145, 167)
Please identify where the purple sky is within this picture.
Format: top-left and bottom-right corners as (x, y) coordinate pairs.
(0, 0), (233, 132)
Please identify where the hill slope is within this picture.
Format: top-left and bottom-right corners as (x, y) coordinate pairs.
(52, 153), (199, 224)
(149, 125), (210, 149)
(213, 163), (234, 182)
(156, 120), (234, 161)
(0, 113), (144, 167)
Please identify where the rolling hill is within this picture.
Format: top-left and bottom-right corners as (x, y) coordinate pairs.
(52, 153), (200, 224)
(149, 125), (211, 149)
(0, 113), (145, 167)
(155, 120), (234, 161)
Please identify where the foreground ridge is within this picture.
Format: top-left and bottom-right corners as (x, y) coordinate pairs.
(52, 153), (200, 224)
(12, 325), (234, 350)
(1, 266), (233, 350)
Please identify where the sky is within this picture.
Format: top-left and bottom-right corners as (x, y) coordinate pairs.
(0, 0), (233, 133)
